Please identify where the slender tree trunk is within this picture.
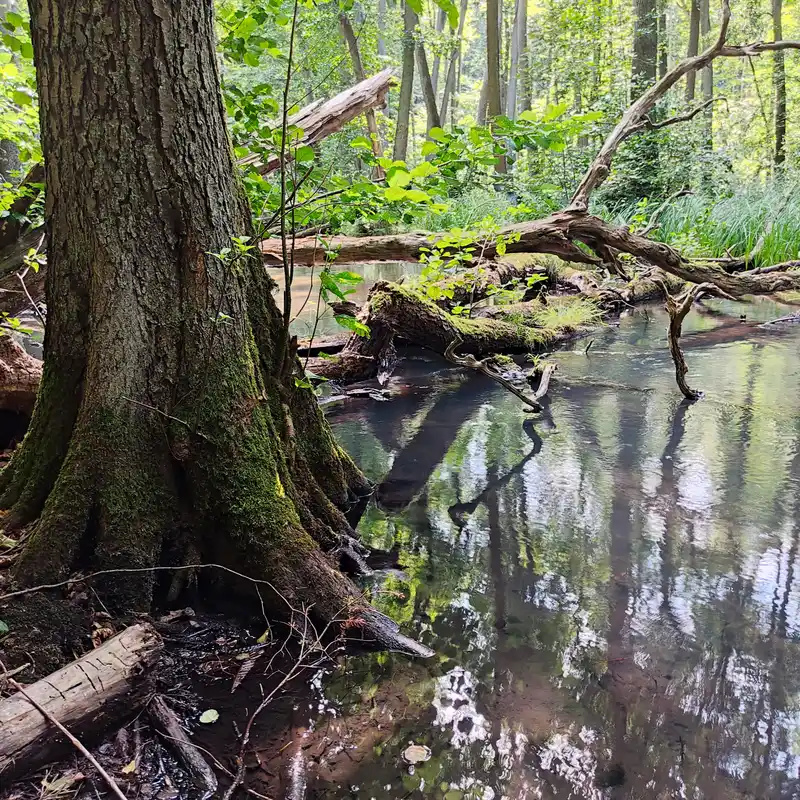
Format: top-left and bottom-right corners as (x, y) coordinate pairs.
(339, 13), (385, 174)
(486, 0), (503, 119)
(506, 0), (526, 120)
(658, 0), (668, 78)
(773, 0), (787, 166)
(9, 0), (425, 656)
(486, 0), (506, 172)
(439, 0), (469, 128)
(685, 0), (700, 101)
(700, 0), (713, 147)
(430, 7), (447, 95)
(377, 0), (387, 57)
(416, 36), (442, 132)
(632, 0), (658, 96)
(520, 8), (532, 113)
(393, 2), (417, 161)
(477, 65), (489, 125)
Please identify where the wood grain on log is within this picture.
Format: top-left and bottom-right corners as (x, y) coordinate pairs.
(0, 623), (162, 782)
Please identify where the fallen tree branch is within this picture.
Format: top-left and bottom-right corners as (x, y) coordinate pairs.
(656, 279), (736, 399)
(149, 696), (218, 799)
(0, 624), (162, 785)
(444, 337), (542, 411)
(631, 98), (725, 136)
(238, 70), (394, 175)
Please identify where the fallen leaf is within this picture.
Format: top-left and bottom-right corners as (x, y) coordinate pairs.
(121, 760), (137, 775)
(402, 744), (431, 765)
(199, 708), (219, 724)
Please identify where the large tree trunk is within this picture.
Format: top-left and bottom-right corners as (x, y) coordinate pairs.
(700, 0), (713, 146)
(773, 0), (787, 166)
(6, 0), (428, 657)
(486, 0), (503, 120)
(632, 0), (658, 96)
(393, 3), (417, 161)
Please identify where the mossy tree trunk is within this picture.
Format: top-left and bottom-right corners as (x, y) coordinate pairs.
(4, 0), (427, 655)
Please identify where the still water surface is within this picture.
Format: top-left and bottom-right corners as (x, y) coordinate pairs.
(302, 298), (800, 800)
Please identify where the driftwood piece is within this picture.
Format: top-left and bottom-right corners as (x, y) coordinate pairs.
(239, 70), (394, 175)
(148, 695), (218, 798)
(0, 623), (163, 782)
(656, 280), (735, 400)
(0, 334), (42, 414)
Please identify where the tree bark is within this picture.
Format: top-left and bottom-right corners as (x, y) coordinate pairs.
(632, 0), (658, 96)
(430, 7), (447, 94)
(773, 0), (787, 166)
(685, 0), (700, 101)
(658, 0), (668, 78)
(439, 0), (469, 128)
(339, 13), (385, 176)
(393, 2), (417, 161)
(7, 0), (429, 658)
(377, 0), (387, 57)
(0, 334), (42, 415)
(486, 0), (502, 120)
(416, 37), (442, 133)
(506, 0), (526, 120)
(700, 0), (713, 146)
(0, 624), (162, 782)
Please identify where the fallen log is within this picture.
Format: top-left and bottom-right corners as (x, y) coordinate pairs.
(261, 211), (800, 298)
(239, 69), (394, 175)
(0, 623), (163, 782)
(0, 334), (43, 414)
(310, 281), (555, 383)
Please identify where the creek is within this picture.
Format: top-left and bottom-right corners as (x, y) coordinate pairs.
(205, 296), (800, 799)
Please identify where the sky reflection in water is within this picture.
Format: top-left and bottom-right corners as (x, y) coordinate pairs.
(318, 299), (800, 800)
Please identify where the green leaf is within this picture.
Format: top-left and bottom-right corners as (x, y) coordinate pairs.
(332, 270), (363, 284)
(406, 0), (423, 12)
(387, 169), (411, 188)
(199, 709), (219, 724)
(335, 315), (370, 337)
(11, 90), (32, 107)
(350, 135), (373, 150)
(320, 271), (346, 301)
(421, 141), (439, 157)
(428, 126), (447, 142)
(542, 102), (568, 122)
(243, 51), (260, 67)
(0, 620), (8, 635)
(410, 162), (437, 179)
(295, 145), (315, 163)
(4, 11), (23, 30)
(384, 186), (407, 202)
(19, 41), (33, 59)
(404, 189), (430, 203)
(236, 16), (259, 37)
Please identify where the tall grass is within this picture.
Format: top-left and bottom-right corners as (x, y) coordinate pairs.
(609, 183), (800, 265)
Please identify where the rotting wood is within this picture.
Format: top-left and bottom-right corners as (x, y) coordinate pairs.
(0, 623), (163, 782)
(148, 695), (218, 798)
(238, 70), (394, 175)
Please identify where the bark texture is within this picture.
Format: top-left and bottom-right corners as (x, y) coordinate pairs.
(393, 3), (417, 161)
(6, 0), (428, 658)
(632, 0), (658, 95)
(773, 0), (787, 165)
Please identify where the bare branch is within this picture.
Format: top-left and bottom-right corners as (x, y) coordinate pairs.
(630, 98), (725, 135)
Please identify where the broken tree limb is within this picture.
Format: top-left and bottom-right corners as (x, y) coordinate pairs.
(0, 623), (162, 782)
(656, 280), (735, 400)
(148, 695), (218, 798)
(238, 70), (394, 175)
(444, 336), (541, 411)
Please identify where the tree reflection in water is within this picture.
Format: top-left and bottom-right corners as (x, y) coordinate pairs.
(317, 301), (800, 799)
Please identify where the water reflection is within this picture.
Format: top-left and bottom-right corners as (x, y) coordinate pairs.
(318, 302), (800, 799)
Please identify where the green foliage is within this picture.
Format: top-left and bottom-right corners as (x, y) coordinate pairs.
(531, 296), (603, 331)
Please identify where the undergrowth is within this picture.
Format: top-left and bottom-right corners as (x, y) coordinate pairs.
(532, 296), (603, 332)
